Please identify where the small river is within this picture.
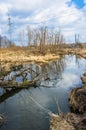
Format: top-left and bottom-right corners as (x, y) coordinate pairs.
(0, 55), (86, 130)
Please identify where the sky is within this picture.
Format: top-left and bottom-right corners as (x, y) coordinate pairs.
(0, 0), (86, 44)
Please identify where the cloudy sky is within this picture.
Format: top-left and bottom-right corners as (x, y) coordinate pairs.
(0, 0), (86, 44)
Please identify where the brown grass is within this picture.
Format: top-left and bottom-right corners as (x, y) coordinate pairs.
(0, 46), (86, 71)
(0, 46), (61, 72)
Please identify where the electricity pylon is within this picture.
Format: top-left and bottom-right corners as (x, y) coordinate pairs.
(8, 14), (13, 45)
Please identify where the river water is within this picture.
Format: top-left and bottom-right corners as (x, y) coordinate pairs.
(0, 55), (86, 130)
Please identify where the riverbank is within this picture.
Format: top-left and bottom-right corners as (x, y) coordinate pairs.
(69, 72), (86, 114)
(0, 47), (86, 88)
(50, 72), (86, 130)
(0, 47), (61, 73)
(0, 47), (86, 71)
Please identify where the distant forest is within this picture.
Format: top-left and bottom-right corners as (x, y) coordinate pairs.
(0, 35), (13, 47)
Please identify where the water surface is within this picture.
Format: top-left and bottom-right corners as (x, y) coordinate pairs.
(0, 55), (86, 130)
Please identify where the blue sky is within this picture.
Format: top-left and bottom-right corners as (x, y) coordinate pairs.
(67, 0), (85, 8)
(0, 0), (86, 44)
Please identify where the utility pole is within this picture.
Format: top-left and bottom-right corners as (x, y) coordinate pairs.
(75, 34), (77, 44)
(75, 33), (80, 45)
(19, 30), (25, 46)
(8, 14), (13, 46)
(77, 34), (80, 44)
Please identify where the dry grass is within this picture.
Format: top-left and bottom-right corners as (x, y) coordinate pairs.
(50, 113), (75, 130)
(0, 47), (61, 73)
(69, 72), (86, 114)
(76, 49), (86, 58)
(0, 46), (86, 71)
(50, 112), (86, 130)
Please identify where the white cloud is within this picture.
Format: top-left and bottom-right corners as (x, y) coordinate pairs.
(61, 73), (79, 88)
(0, 3), (11, 15)
(84, 0), (86, 3)
(0, 0), (86, 43)
(1, 0), (49, 11)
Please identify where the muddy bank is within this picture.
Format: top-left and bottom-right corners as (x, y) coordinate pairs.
(50, 72), (86, 130)
(50, 112), (86, 130)
(69, 72), (86, 114)
(50, 113), (75, 130)
(69, 83), (86, 113)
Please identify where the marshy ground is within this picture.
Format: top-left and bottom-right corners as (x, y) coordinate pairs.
(0, 45), (86, 70)
(0, 45), (86, 129)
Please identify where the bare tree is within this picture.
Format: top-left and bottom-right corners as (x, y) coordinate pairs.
(27, 26), (33, 46)
(27, 25), (65, 54)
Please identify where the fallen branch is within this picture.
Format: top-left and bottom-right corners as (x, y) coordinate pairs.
(0, 73), (42, 88)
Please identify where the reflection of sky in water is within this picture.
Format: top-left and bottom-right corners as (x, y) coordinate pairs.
(40, 55), (86, 89)
(0, 55), (86, 130)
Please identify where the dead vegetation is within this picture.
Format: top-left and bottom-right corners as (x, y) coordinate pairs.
(69, 73), (86, 114)
(0, 45), (86, 71)
(69, 87), (86, 114)
(50, 113), (75, 130)
(50, 72), (86, 130)
(50, 112), (86, 130)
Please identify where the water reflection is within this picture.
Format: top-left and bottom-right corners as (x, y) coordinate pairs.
(0, 55), (86, 130)
(0, 88), (22, 103)
(0, 56), (66, 87)
(39, 57), (66, 87)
